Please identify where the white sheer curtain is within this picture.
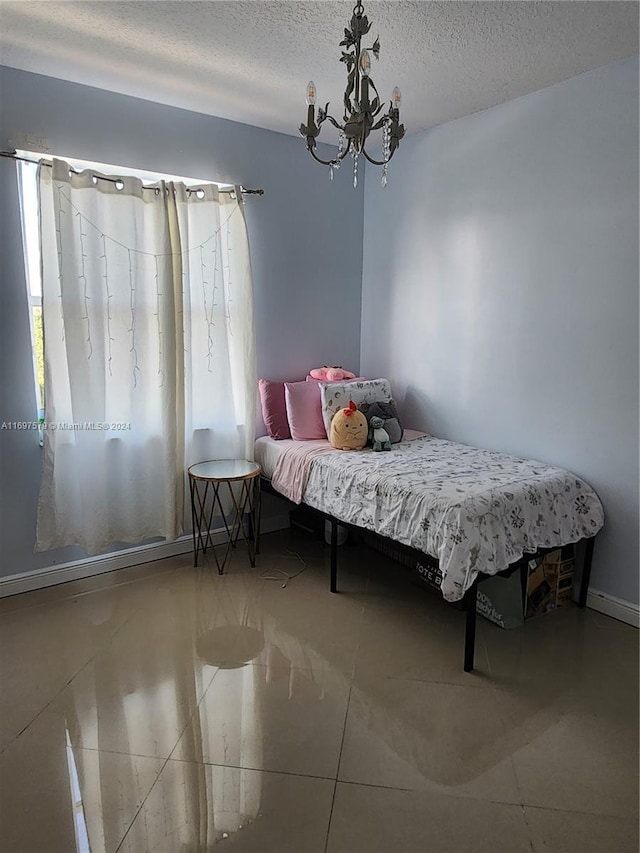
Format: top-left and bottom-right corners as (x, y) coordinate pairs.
(36, 159), (255, 555)
(176, 182), (256, 466)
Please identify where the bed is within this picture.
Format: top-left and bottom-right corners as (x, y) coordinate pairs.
(255, 430), (604, 672)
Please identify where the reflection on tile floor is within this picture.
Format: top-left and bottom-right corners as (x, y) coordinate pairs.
(0, 529), (637, 852)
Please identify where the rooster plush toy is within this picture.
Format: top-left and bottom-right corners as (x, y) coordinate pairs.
(329, 401), (368, 451)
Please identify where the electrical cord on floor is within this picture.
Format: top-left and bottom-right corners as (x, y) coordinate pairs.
(259, 549), (309, 588)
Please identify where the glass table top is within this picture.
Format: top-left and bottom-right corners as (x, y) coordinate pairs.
(188, 459), (261, 481)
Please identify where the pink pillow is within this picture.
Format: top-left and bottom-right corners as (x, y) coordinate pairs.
(258, 379), (290, 440)
(284, 381), (327, 441)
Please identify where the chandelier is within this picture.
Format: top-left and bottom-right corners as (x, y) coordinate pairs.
(299, 1), (405, 188)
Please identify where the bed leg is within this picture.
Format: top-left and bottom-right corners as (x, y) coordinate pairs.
(520, 559), (529, 615)
(575, 537), (595, 608)
(330, 517), (338, 593)
(463, 578), (479, 673)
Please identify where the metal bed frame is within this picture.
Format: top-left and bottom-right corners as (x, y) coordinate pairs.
(261, 476), (596, 673)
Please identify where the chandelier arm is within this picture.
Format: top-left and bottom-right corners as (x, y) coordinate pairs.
(368, 103), (385, 124)
(368, 77), (382, 109)
(323, 114), (346, 132)
(307, 146), (345, 167)
(360, 146), (395, 167)
(370, 115), (389, 132)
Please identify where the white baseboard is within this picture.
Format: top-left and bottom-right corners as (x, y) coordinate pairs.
(0, 513), (291, 599)
(586, 589), (639, 628)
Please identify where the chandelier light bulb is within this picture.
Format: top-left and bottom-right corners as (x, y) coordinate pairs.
(359, 50), (371, 78)
(392, 86), (402, 110)
(306, 81), (317, 106)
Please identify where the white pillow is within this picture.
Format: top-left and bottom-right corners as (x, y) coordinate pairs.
(319, 378), (393, 437)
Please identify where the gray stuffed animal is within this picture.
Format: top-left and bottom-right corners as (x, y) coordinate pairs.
(369, 416), (391, 451)
(360, 401), (404, 443)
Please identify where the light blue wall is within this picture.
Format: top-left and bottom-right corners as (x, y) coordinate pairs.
(0, 66), (364, 577)
(361, 56), (639, 605)
(2, 59), (638, 607)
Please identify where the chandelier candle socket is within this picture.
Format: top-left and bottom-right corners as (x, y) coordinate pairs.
(299, 1), (405, 187)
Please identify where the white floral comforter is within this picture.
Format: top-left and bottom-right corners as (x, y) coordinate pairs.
(295, 435), (604, 602)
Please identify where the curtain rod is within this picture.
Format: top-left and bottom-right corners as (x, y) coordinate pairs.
(0, 151), (264, 196)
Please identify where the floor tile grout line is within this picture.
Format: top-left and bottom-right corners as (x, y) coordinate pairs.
(63, 723), (634, 820)
(3, 563), (224, 761)
(68, 731), (640, 823)
(114, 662), (223, 853)
(333, 778), (529, 806)
(520, 804), (537, 853)
(0, 604), (149, 758)
(101, 749), (340, 782)
(4, 563), (187, 704)
(114, 641), (348, 853)
(329, 778), (609, 813)
(114, 750), (173, 853)
(370, 673), (495, 689)
(324, 677), (354, 853)
(323, 575), (369, 853)
(324, 779), (339, 853)
(60, 740), (640, 822)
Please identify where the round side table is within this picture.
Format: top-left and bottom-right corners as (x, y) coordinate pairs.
(188, 459), (261, 573)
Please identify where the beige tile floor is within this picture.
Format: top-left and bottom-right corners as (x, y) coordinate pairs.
(0, 529), (638, 853)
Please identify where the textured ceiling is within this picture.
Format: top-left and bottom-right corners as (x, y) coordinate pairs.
(0, 1), (638, 140)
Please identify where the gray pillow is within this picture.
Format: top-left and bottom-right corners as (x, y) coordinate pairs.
(359, 400), (404, 443)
